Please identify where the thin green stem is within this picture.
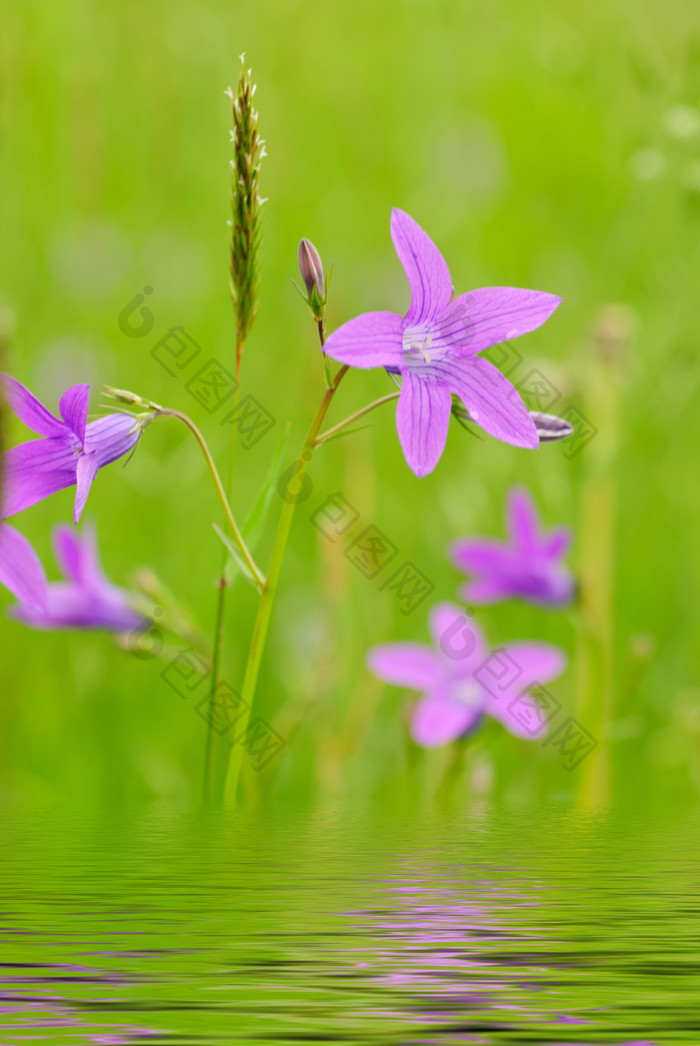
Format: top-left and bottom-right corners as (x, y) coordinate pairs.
(161, 409), (264, 591)
(223, 365), (349, 805)
(203, 348), (244, 804)
(317, 317), (333, 388)
(315, 391), (399, 446)
(203, 581), (226, 803)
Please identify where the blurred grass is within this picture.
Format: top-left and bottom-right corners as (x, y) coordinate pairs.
(1, 0), (699, 808)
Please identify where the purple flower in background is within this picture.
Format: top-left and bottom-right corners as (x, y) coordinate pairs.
(367, 602), (566, 748)
(1, 375), (142, 525)
(0, 523), (47, 610)
(323, 209), (562, 476)
(451, 487), (575, 607)
(0, 523), (145, 632)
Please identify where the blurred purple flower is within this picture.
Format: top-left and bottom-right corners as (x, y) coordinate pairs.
(0, 522), (47, 609)
(0, 522), (144, 632)
(2, 375), (141, 525)
(367, 601), (566, 748)
(323, 209), (562, 476)
(450, 486), (575, 607)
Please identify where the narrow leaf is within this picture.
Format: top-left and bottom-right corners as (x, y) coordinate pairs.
(213, 523), (258, 589)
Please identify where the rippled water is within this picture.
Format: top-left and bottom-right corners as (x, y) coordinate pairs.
(0, 803), (698, 1044)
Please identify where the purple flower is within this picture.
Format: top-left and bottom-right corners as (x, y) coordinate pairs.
(450, 486), (575, 607)
(323, 209), (562, 476)
(2, 375), (142, 525)
(367, 602), (567, 748)
(0, 523), (47, 609)
(0, 522), (145, 632)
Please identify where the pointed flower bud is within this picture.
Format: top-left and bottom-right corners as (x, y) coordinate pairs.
(103, 386), (162, 412)
(529, 411), (574, 442)
(298, 238), (325, 305)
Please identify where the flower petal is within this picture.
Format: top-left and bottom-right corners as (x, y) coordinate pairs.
(2, 438), (78, 518)
(445, 287), (562, 357)
(428, 601), (487, 671)
(59, 384), (90, 446)
(2, 375), (67, 437)
(437, 356), (539, 448)
(481, 642), (567, 737)
(411, 688), (482, 748)
(544, 526), (571, 558)
(396, 371), (451, 477)
(74, 453), (100, 524)
(12, 582), (144, 632)
(497, 642), (568, 688)
(322, 312), (403, 369)
(507, 487), (540, 551)
(450, 538), (514, 576)
(53, 523), (104, 590)
(83, 413), (141, 466)
(0, 523), (47, 609)
(390, 209), (453, 325)
(457, 577), (514, 605)
(366, 643), (442, 690)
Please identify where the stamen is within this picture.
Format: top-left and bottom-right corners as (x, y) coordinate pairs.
(403, 334), (433, 366)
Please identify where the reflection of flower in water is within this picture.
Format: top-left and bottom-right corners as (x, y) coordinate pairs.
(0, 961), (158, 1043)
(343, 877), (542, 1029)
(340, 875), (658, 1045)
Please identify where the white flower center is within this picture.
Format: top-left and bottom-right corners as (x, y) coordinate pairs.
(402, 332), (434, 367)
(453, 679), (482, 708)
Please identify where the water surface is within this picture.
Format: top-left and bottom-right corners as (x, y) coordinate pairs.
(1, 803), (697, 1044)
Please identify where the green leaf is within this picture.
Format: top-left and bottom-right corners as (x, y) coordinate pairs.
(213, 523), (259, 589)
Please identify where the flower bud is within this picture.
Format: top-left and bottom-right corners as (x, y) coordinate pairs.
(529, 411), (574, 442)
(298, 238), (325, 304)
(103, 386), (162, 412)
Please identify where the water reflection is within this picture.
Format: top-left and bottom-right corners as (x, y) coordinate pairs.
(0, 806), (697, 1043)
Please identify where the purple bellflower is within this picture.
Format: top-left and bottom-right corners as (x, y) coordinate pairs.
(367, 602), (567, 748)
(0, 522), (48, 610)
(450, 486), (575, 607)
(322, 209), (562, 476)
(2, 375), (142, 525)
(0, 522), (145, 632)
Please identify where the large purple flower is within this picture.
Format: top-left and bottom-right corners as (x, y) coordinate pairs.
(323, 209), (562, 476)
(367, 602), (567, 748)
(2, 375), (141, 524)
(0, 522), (145, 632)
(450, 487), (575, 607)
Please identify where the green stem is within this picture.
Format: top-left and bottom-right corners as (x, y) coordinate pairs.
(317, 317), (333, 388)
(161, 408), (264, 591)
(315, 391), (399, 446)
(203, 348), (244, 803)
(223, 364), (349, 805)
(203, 581), (227, 803)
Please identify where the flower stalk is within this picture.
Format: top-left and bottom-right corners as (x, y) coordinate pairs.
(158, 408), (264, 591)
(222, 364), (349, 805)
(315, 391), (400, 446)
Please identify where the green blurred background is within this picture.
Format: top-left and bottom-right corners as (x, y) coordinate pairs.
(1, 0), (698, 810)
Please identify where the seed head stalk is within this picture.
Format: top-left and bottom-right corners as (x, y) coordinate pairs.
(203, 57), (265, 803)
